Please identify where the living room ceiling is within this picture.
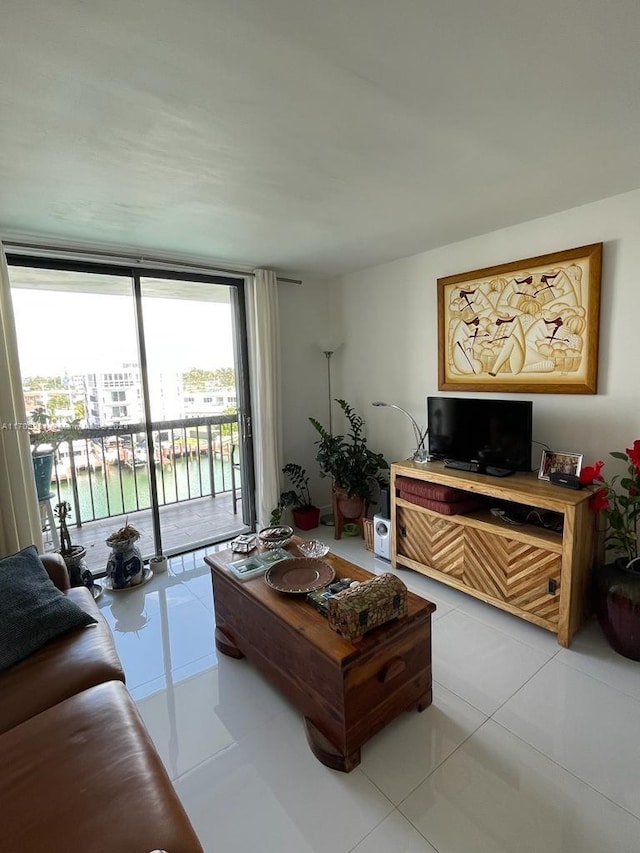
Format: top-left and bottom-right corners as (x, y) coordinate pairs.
(1, 0), (639, 278)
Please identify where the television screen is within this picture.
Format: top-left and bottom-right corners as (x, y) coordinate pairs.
(427, 397), (533, 474)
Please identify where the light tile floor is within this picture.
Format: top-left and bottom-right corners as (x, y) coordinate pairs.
(98, 530), (640, 853)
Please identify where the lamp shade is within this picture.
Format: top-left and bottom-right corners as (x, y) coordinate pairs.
(317, 338), (342, 355)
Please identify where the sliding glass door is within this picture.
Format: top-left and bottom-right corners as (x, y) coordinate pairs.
(137, 272), (254, 555)
(8, 257), (254, 571)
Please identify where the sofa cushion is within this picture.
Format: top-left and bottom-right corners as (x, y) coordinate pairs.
(0, 586), (125, 735)
(0, 545), (96, 672)
(0, 681), (203, 853)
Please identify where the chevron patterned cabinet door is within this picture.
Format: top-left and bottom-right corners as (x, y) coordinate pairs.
(397, 507), (464, 579)
(463, 527), (561, 626)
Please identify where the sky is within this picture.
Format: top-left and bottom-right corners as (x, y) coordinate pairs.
(12, 289), (235, 377)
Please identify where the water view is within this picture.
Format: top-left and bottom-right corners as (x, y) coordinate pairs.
(53, 454), (237, 525)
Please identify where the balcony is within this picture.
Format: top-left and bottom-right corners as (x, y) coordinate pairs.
(36, 415), (248, 574)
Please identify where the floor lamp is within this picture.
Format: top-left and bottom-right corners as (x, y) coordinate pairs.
(318, 339), (342, 525)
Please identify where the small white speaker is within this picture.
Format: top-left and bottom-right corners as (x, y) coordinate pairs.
(373, 513), (391, 561)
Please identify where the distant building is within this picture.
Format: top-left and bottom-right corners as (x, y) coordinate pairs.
(183, 388), (237, 418)
(85, 366), (143, 426)
(24, 390), (46, 412)
(28, 365), (235, 428)
(24, 382), (85, 424)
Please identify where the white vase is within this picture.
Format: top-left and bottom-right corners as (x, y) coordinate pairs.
(150, 555), (168, 574)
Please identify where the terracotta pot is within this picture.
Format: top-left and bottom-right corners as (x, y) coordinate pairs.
(594, 557), (640, 661)
(333, 487), (365, 520)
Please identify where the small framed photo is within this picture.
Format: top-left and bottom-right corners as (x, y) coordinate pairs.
(538, 450), (583, 481)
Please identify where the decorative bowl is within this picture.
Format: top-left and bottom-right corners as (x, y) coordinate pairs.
(258, 525), (294, 550)
(298, 539), (330, 559)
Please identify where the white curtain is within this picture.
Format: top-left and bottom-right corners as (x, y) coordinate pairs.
(0, 244), (43, 556)
(246, 269), (281, 529)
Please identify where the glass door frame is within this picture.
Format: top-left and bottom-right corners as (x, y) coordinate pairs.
(8, 253), (256, 554)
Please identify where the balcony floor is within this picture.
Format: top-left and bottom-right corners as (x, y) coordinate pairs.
(42, 493), (249, 575)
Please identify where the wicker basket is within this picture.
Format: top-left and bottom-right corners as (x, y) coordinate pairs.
(363, 518), (374, 552)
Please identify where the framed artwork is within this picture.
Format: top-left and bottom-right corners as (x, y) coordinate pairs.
(437, 243), (602, 394)
(538, 450), (583, 482)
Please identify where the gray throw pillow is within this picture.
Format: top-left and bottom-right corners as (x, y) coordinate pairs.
(0, 545), (97, 671)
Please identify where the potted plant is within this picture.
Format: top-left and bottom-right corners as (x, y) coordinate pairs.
(273, 463), (320, 531)
(30, 409), (82, 500)
(30, 407), (56, 500)
(106, 521), (144, 589)
(54, 501), (90, 588)
(310, 399), (388, 536)
(581, 440), (640, 660)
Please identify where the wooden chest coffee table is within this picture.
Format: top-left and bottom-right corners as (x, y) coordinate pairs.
(205, 542), (436, 772)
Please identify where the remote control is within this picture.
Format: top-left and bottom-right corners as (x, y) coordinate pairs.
(328, 578), (352, 594)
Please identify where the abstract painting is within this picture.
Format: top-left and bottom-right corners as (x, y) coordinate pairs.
(437, 243), (602, 393)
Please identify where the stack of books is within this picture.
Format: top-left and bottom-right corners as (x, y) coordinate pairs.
(306, 578), (354, 615)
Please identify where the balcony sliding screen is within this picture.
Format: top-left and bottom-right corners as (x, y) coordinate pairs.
(9, 258), (254, 573)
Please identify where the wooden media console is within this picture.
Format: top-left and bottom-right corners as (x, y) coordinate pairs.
(391, 460), (595, 647)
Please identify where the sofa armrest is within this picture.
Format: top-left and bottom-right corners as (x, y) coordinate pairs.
(0, 682), (204, 852)
(40, 553), (70, 591)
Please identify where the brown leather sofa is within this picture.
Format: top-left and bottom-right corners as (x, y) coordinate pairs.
(0, 553), (203, 853)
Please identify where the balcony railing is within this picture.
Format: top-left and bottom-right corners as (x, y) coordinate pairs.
(33, 415), (240, 528)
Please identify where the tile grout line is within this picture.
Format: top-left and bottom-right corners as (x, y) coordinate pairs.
(488, 715), (640, 826)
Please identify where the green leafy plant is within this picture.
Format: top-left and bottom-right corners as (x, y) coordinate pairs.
(270, 463), (315, 525)
(54, 501), (74, 555)
(279, 463), (314, 510)
(309, 399), (388, 500)
(54, 501), (95, 589)
(30, 407), (55, 454)
(29, 407), (82, 454)
(581, 440), (640, 563)
(53, 500), (88, 565)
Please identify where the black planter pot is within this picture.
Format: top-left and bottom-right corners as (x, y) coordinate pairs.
(58, 545), (89, 588)
(594, 557), (640, 661)
(32, 450), (54, 500)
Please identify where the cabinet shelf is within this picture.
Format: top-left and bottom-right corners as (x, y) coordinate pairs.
(391, 461), (595, 647)
(395, 498), (564, 553)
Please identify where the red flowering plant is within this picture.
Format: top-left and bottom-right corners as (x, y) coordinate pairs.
(580, 440), (640, 565)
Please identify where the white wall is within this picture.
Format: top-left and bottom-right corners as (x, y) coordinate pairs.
(278, 275), (334, 509)
(328, 188), (640, 476)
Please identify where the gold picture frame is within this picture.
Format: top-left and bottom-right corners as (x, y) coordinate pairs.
(437, 243), (602, 394)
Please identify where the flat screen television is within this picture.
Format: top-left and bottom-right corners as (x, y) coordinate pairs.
(427, 397), (533, 475)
